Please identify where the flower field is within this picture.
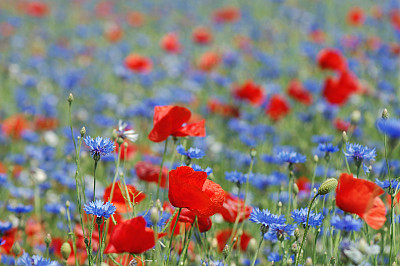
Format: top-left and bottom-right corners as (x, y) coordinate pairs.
(1, 0), (400, 265)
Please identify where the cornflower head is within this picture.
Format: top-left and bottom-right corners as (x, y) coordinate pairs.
(7, 204), (33, 214)
(264, 223), (297, 241)
(225, 171), (247, 186)
(0, 221), (12, 233)
(276, 151), (306, 166)
(17, 253), (59, 266)
(115, 120), (138, 142)
(331, 215), (363, 232)
(192, 164), (213, 175)
(376, 118), (400, 139)
(83, 200), (116, 222)
(318, 143), (339, 154)
(311, 135), (334, 144)
(291, 208), (324, 228)
(375, 178), (400, 190)
(249, 208), (286, 228)
(83, 136), (115, 161)
(343, 143), (376, 173)
(176, 145), (205, 159)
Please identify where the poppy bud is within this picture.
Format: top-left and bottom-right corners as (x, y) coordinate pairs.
(293, 183), (299, 196)
(124, 142), (128, 148)
(294, 228), (300, 240)
(12, 242), (21, 256)
(342, 131), (348, 143)
(68, 93), (74, 103)
(305, 257), (313, 266)
(112, 129), (118, 141)
(150, 207), (159, 225)
(350, 110), (361, 124)
(248, 238), (258, 253)
(80, 127), (86, 137)
(250, 148), (257, 159)
(61, 242), (71, 260)
(222, 244), (229, 259)
(44, 233), (51, 246)
(313, 155), (319, 163)
(65, 200), (70, 208)
(318, 178), (338, 195)
(382, 108), (388, 120)
(117, 137), (124, 145)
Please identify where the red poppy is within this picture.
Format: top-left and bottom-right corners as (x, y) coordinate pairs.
(233, 81), (264, 106)
(309, 29), (325, 44)
(148, 105), (205, 143)
(160, 32), (181, 54)
(322, 71), (359, 105)
(34, 115), (58, 131)
(287, 80), (313, 106)
(135, 161), (168, 188)
(265, 94), (290, 122)
(333, 118), (351, 132)
(124, 54), (152, 74)
(347, 7), (365, 26)
(114, 140), (137, 161)
(2, 114), (31, 139)
(218, 192), (252, 223)
(296, 176), (311, 194)
(198, 51), (220, 71)
(104, 216), (166, 254)
(0, 228), (16, 254)
(103, 182), (146, 213)
(168, 166), (225, 217)
(215, 229), (252, 252)
(177, 208), (212, 233)
(25, 1), (49, 17)
(391, 9), (400, 31)
(212, 6), (241, 24)
(126, 11), (145, 27)
(336, 173), (386, 229)
(104, 23), (123, 43)
(95, 1), (113, 17)
(192, 26), (213, 45)
(207, 99), (240, 118)
(317, 48), (348, 72)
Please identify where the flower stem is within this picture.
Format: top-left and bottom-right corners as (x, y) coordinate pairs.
(156, 137), (169, 201)
(166, 208), (181, 266)
(384, 133), (395, 265)
(251, 236), (263, 266)
(66, 203), (79, 266)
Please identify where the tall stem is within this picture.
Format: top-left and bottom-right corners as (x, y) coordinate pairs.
(251, 236), (263, 266)
(166, 208), (181, 266)
(156, 138), (169, 201)
(385, 133), (395, 265)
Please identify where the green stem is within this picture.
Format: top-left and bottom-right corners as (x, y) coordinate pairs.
(66, 203), (79, 266)
(88, 160), (98, 265)
(251, 237), (263, 266)
(156, 138), (169, 201)
(166, 208), (181, 266)
(178, 217), (196, 265)
(384, 133), (395, 265)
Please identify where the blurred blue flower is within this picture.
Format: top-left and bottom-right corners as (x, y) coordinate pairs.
(276, 151), (306, 164)
(376, 118), (400, 139)
(7, 204), (33, 214)
(331, 215), (363, 232)
(176, 145), (205, 159)
(225, 171), (247, 185)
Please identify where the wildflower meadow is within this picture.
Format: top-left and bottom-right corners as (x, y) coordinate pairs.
(1, 0), (400, 265)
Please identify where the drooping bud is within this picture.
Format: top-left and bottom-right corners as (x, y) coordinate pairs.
(318, 178), (338, 195)
(117, 137), (124, 145)
(68, 93), (74, 103)
(61, 242), (72, 260)
(382, 108), (388, 120)
(150, 207), (159, 225)
(350, 110), (361, 124)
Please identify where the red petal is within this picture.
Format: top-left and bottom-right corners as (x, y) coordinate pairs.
(173, 120), (206, 138)
(195, 179), (225, 216)
(360, 197), (387, 230)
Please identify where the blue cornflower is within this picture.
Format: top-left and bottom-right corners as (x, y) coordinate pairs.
(291, 208), (324, 228)
(83, 136), (115, 161)
(0, 221), (12, 233)
(225, 171), (247, 185)
(267, 252), (282, 262)
(343, 143), (376, 173)
(83, 200), (116, 219)
(376, 118), (400, 139)
(17, 253), (59, 266)
(7, 204), (33, 214)
(0, 238), (4, 246)
(331, 215), (363, 232)
(1, 254), (15, 265)
(192, 164), (213, 175)
(311, 135), (334, 143)
(141, 211), (171, 228)
(44, 203), (63, 215)
(318, 143), (339, 154)
(249, 208), (286, 227)
(264, 223), (297, 240)
(176, 145), (205, 159)
(276, 151), (306, 164)
(375, 178), (400, 190)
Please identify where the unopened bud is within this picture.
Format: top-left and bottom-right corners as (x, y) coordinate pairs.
(382, 108), (389, 120)
(374, 233), (381, 243)
(350, 110), (361, 124)
(61, 242), (72, 260)
(222, 244), (229, 259)
(291, 242), (298, 254)
(286, 257), (293, 265)
(117, 137), (124, 145)
(68, 93), (74, 103)
(293, 183), (299, 196)
(342, 131), (348, 143)
(112, 129), (118, 141)
(12, 242), (21, 256)
(260, 224), (268, 235)
(45, 233), (52, 246)
(66, 201), (70, 208)
(305, 257), (313, 266)
(318, 178), (338, 195)
(124, 142), (128, 148)
(150, 207), (159, 225)
(250, 148), (257, 159)
(278, 201), (282, 208)
(80, 127), (86, 137)
(294, 228), (300, 240)
(248, 238), (258, 253)
(330, 256), (336, 265)
(313, 155), (319, 163)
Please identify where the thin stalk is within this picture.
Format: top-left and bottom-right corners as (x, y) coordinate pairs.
(384, 132), (395, 266)
(156, 138), (169, 201)
(166, 208), (181, 266)
(251, 236), (263, 266)
(66, 203), (79, 266)
(178, 217), (196, 265)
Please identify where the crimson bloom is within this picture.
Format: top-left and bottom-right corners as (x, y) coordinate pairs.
(148, 105), (205, 143)
(135, 161), (168, 188)
(233, 81), (264, 106)
(198, 51), (220, 71)
(105, 216), (166, 254)
(218, 192), (252, 223)
(103, 182), (146, 213)
(265, 94), (290, 122)
(192, 26), (213, 45)
(104, 23), (123, 43)
(335, 173), (386, 230)
(347, 7), (365, 26)
(287, 80), (313, 105)
(317, 48), (348, 72)
(168, 166), (225, 217)
(207, 99), (240, 118)
(178, 208), (212, 233)
(1, 114), (31, 139)
(212, 6), (241, 24)
(322, 71), (359, 105)
(124, 54), (152, 74)
(215, 229), (252, 252)
(24, 1), (49, 17)
(160, 32), (181, 54)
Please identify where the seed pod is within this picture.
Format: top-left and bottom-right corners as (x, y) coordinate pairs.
(318, 178), (338, 195)
(61, 242), (72, 260)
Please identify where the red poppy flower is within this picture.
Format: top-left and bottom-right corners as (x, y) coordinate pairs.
(212, 6), (241, 24)
(207, 99), (240, 118)
(317, 48), (348, 72)
(104, 23), (123, 43)
(322, 71), (359, 105)
(391, 9), (400, 31)
(124, 54), (152, 74)
(218, 192), (252, 223)
(347, 7), (365, 26)
(104, 216), (166, 254)
(296, 176), (311, 194)
(265, 94), (290, 122)
(192, 26), (213, 45)
(34, 115), (58, 131)
(114, 140), (138, 161)
(178, 208), (212, 233)
(103, 182), (146, 213)
(287, 80), (313, 105)
(215, 229), (252, 252)
(309, 29), (325, 44)
(135, 161), (168, 188)
(333, 118), (351, 132)
(25, 1), (49, 17)
(2, 114), (31, 139)
(198, 51), (220, 71)
(336, 173), (386, 229)
(168, 166), (225, 217)
(0, 228), (16, 254)
(148, 105), (205, 143)
(126, 11), (145, 27)
(233, 81), (264, 106)
(160, 32), (181, 54)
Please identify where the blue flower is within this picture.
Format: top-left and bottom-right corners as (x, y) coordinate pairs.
(376, 118), (400, 139)
(249, 208), (286, 227)
(0, 221), (12, 233)
(375, 178), (400, 190)
(44, 203), (63, 215)
(331, 215), (363, 232)
(264, 223), (297, 240)
(7, 204), (33, 214)
(318, 143), (339, 154)
(83, 136), (115, 161)
(83, 200), (116, 219)
(176, 145), (205, 159)
(192, 164), (213, 175)
(291, 208), (324, 228)
(276, 151), (306, 164)
(343, 143), (376, 173)
(225, 171), (247, 185)
(267, 252), (282, 262)
(312, 135), (334, 143)
(17, 253), (59, 266)
(141, 211), (171, 228)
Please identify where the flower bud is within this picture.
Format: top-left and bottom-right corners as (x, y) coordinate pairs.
(313, 155), (319, 163)
(350, 110), (361, 124)
(12, 242), (21, 256)
(294, 228), (300, 240)
(80, 127), (86, 137)
(222, 244), (230, 259)
(117, 137), (124, 145)
(65, 200), (70, 208)
(44, 233), (52, 246)
(286, 257), (293, 265)
(111, 129), (118, 141)
(330, 256), (336, 265)
(374, 233), (381, 243)
(250, 148), (257, 159)
(382, 108), (389, 120)
(342, 131), (348, 143)
(260, 224), (269, 235)
(247, 238), (258, 254)
(318, 178), (338, 195)
(150, 207), (159, 225)
(291, 242), (298, 254)
(293, 183), (299, 196)
(61, 242), (72, 260)
(68, 93), (74, 103)
(305, 257), (313, 266)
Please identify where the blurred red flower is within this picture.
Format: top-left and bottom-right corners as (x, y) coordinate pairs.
(215, 229), (252, 252)
(124, 54), (152, 74)
(336, 173), (386, 229)
(34, 115), (58, 131)
(212, 6), (241, 24)
(148, 105), (205, 143)
(2, 114), (31, 139)
(233, 81), (264, 106)
(317, 48), (348, 72)
(322, 71), (359, 105)
(168, 166), (225, 217)
(347, 7), (365, 26)
(104, 23), (123, 43)
(192, 26), (213, 45)
(265, 94), (290, 121)
(135, 161), (168, 188)
(160, 32), (181, 54)
(287, 80), (313, 106)
(104, 216), (166, 254)
(103, 182), (146, 213)
(207, 99), (240, 118)
(126, 11), (145, 27)
(218, 192), (252, 223)
(198, 51), (220, 71)
(25, 1), (49, 17)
